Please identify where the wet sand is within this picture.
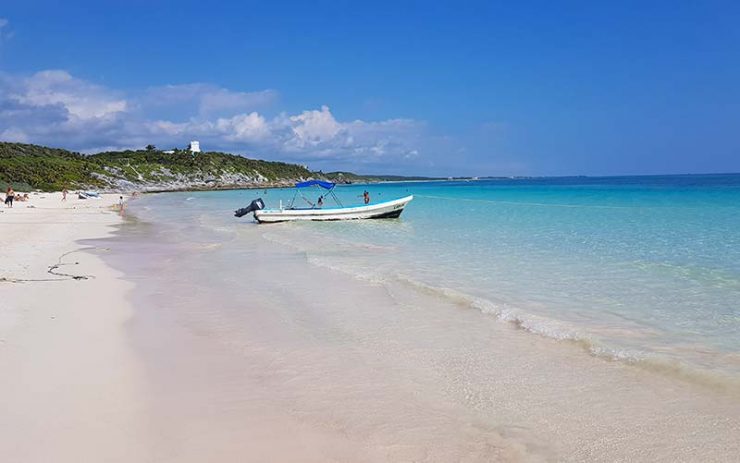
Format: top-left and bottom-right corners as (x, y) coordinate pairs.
(98, 196), (740, 462)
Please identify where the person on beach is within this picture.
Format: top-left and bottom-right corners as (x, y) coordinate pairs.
(363, 190), (370, 204)
(62, 189), (68, 201)
(119, 196), (125, 212)
(5, 186), (15, 207)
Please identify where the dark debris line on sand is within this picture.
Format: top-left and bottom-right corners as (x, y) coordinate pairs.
(0, 249), (101, 283)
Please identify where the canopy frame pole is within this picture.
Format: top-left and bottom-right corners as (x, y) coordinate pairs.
(289, 189), (298, 209)
(299, 188), (315, 208)
(290, 180), (338, 209)
(329, 187), (343, 207)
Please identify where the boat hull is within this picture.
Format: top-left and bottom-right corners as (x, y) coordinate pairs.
(254, 195), (413, 223)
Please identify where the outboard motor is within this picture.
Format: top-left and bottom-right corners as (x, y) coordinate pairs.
(234, 198), (265, 218)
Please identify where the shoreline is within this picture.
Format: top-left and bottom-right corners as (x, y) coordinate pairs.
(97, 179), (440, 194)
(15, 172), (740, 197)
(2, 190), (739, 461)
(101, 192), (740, 460)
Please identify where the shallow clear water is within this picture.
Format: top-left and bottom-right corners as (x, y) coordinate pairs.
(133, 174), (740, 380)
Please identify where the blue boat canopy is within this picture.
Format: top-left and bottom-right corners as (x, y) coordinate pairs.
(295, 180), (335, 189)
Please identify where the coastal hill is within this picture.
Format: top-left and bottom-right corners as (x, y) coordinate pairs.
(0, 142), (432, 192)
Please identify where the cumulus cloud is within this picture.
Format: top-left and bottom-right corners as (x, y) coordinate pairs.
(148, 107), (424, 164)
(224, 112), (270, 140)
(0, 70), (425, 167)
(286, 105), (343, 149)
(14, 70), (127, 119)
(0, 70), (130, 150)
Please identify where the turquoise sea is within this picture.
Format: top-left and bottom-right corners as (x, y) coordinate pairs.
(132, 174), (740, 384)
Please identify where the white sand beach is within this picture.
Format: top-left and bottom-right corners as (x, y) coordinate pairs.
(0, 193), (149, 462)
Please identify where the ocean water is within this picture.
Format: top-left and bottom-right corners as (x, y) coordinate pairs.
(132, 174), (740, 384)
(105, 175), (740, 459)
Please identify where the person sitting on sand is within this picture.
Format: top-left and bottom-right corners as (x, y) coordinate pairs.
(4, 186), (14, 208)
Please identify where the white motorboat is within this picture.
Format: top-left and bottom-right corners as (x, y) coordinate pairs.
(234, 180), (413, 223)
(254, 194), (413, 223)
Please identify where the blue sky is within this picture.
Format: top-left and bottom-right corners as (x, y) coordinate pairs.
(1, 0), (739, 176)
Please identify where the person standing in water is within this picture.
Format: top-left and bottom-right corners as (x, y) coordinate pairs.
(5, 185), (15, 208)
(363, 190), (370, 204)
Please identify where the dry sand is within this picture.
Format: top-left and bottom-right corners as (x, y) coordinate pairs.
(0, 193), (149, 462)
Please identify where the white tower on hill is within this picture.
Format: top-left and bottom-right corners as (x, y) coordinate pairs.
(189, 141), (201, 153)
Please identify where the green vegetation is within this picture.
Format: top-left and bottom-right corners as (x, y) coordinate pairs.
(90, 149), (313, 183)
(0, 179), (34, 191)
(0, 142), (430, 192)
(0, 142), (100, 191)
(0, 142), (315, 191)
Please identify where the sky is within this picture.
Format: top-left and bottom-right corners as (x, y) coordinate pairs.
(1, 0), (739, 176)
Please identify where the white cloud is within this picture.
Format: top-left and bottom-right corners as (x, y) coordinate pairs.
(10, 70), (127, 119)
(287, 105), (343, 148)
(0, 70), (425, 167)
(215, 112), (271, 142)
(143, 83), (277, 117)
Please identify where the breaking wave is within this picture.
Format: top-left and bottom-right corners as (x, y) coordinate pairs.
(262, 230), (740, 395)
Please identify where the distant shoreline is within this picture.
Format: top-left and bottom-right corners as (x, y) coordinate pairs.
(136, 172), (740, 195)
(3, 141), (739, 194)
